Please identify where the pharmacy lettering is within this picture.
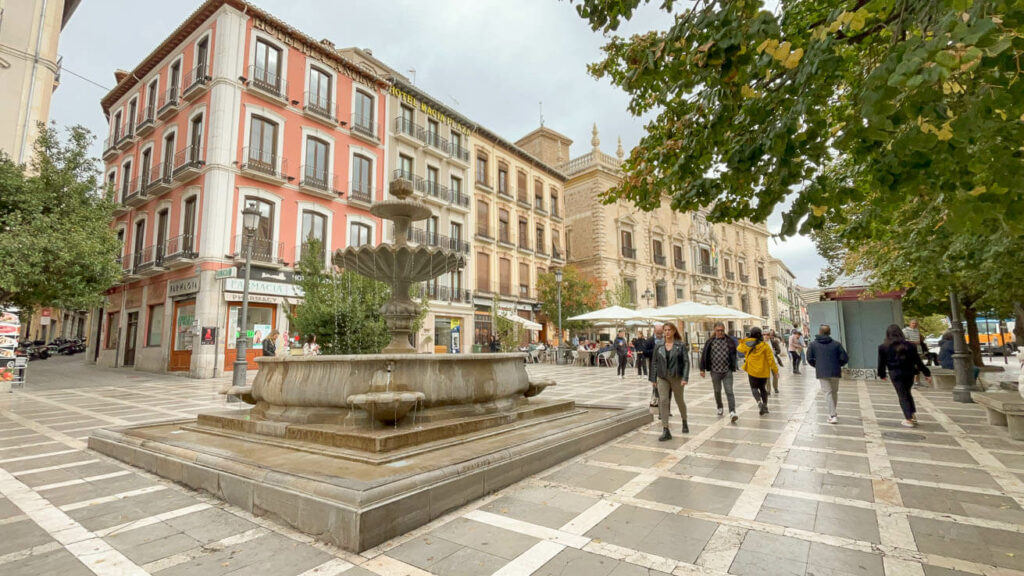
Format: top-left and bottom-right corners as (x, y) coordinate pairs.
(223, 278), (304, 298)
(168, 277), (200, 299)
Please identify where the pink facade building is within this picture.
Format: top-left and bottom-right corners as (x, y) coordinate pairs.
(97, 0), (388, 377)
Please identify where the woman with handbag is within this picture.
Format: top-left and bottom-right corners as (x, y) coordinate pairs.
(649, 322), (690, 441)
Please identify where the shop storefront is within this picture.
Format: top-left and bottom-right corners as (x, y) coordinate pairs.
(433, 317), (465, 354)
(167, 276), (199, 372)
(222, 272), (302, 371)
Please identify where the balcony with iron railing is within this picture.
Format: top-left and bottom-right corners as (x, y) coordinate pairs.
(423, 131), (449, 156)
(350, 112), (377, 142)
(136, 104), (156, 135)
(147, 160), (174, 196)
(675, 258), (686, 270)
(102, 135), (118, 159)
(245, 64), (287, 102)
(759, 277), (768, 287)
(295, 241), (327, 267)
(726, 271), (735, 280)
(303, 91), (335, 125)
(699, 264), (719, 277)
(181, 63), (210, 100)
(116, 122), (134, 150)
(449, 142), (470, 163)
(621, 246), (637, 260)
(161, 234), (198, 268)
(653, 254), (667, 266)
(348, 181), (374, 205)
(240, 147), (287, 184)
(123, 178), (147, 207)
(394, 117), (420, 141)
(234, 235), (284, 265)
(299, 165), (343, 198)
(417, 283), (472, 303)
(157, 85), (180, 119)
(173, 145), (204, 181)
(422, 179), (450, 203)
(134, 244), (164, 275)
(451, 190), (471, 209)
(740, 274), (751, 283)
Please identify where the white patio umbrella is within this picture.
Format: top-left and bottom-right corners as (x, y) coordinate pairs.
(566, 305), (642, 323)
(498, 310), (543, 331)
(700, 305), (763, 321)
(650, 301), (720, 320)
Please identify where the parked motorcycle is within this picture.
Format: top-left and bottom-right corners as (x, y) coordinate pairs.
(17, 340), (50, 360)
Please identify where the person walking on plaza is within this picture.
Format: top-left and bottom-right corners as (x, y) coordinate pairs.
(767, 329), (784, 394)
(647, 323), (664, 406)
(261, 329), (279, 357)
(700, 322), (738, 422)
(738, 327), (779, 415)
(806, 325), (849, 424)
(650, 322), (689, 440)
(788, 330), (804, 374)
(903, 319), (927, 388)
(632, 332), (649, 377)
(614, 331), (629, 379)
(878, 324), (931, 427)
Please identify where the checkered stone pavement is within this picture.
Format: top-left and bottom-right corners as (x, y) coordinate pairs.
(1, 355), (1023, 575)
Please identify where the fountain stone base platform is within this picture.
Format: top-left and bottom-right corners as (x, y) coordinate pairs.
(89, 354), (651, 552)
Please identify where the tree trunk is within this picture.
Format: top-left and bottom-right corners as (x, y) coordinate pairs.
(964, 305), (983, 367)
(1014, 301), (1024, 351)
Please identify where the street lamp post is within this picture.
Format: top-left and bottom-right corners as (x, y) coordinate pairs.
(642, 288), (654, 308)
(555, 267), (563, 364)
(949, 290), (974, 403)
(231, 201), (262, 391)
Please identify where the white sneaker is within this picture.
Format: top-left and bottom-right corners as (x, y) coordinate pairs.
(730, 411), (738, 422)
(716, 408), (724, 416)
(901, 420), (916, 428)
(827, 416), (838, 424)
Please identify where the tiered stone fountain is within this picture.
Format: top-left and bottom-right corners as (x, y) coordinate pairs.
(89, 180), (650, 552)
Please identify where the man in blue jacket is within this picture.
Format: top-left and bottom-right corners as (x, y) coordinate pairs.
(807, 324), (849, 424)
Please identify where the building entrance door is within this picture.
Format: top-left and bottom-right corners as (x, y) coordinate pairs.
(123, 312), (139, 366)
(169, 300), (196, 371)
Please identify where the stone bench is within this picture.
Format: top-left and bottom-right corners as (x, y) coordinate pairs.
(931, 368), (956, 390)
(972, 391), (1024, 440)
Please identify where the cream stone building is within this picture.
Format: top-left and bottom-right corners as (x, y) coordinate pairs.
(471, 127), (567, 346)
(526, 124), (774, 339)
(0, 0), (79, 164)
(769, 257), (800, 333)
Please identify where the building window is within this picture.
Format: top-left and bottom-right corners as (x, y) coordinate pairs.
(451, 132), (463, 154)
(156, 209), (169, 261)
(497, 163), (509, 195)
(352, 154), (372, 198)
(304, 136), (329, 185)
(552, 229), (562, 258)
(354, 89), (375, 133)
(106, 312), (120, 349)
(140, 148), (152, 187)
(476, 252), (490, 292)
(112, 110), (123, 140)
(655, 282), (668, 307)
(399, 105), (414, 134)
(499, 258), (512, 296)
(498, 208), (510, 243)
(534, 179), (544, 209)
(183, 196), (197, 252)
(308, 66), (332, 113)
(536, 225), (545, 254)
(477, 200), (490, 237)
(189, 114), (203, 162)
(761, 298), (770, 317)
(426, 166), (439, 197)
(146, 79), (158, 117)
(518, 217), (529, 249)
(241, 198), (274, 262)
(673, 244), (684, 269)
(247, 115), (278, 169)
(450, 222), (462, 251)
(653, 240), (665, 265)
(147, 304), (164, 347)
(301, 211), (327, 262)
(675, 286), (685, 300)
(426, 119), (439, 147)
(550, 189), (559, 217)
(162, 132), (175, 177)
(196, 37), (209, 73)
(620, 230), (634, 259)
(254, 39), (282, 88)
(476, 153), (488, 185)
(451, 175), (462, 202)
(132, 219), (145, 266)
(127, 99), (137, 133)
(121, 160), (133, 199)
(350, 222), (371, 247)
(169, 60), (181, 94)
(519, 263), (530, 298)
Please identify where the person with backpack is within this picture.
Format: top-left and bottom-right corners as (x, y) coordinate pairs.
(878, 324), (932, 427)
(614, 331), (629, 379)
(806, 325), (849, 424)
(738, 327), (779, 415)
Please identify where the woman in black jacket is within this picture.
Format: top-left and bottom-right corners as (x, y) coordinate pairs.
(649, 322), (690, 440)
(878, 324), (931, 427)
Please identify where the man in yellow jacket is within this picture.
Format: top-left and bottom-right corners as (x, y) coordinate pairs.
(737, 327), (779, 415)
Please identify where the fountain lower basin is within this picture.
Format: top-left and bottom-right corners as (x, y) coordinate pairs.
(347, 391), (426, 424)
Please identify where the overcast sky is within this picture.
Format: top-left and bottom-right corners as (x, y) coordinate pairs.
(50, 0), (825, 287)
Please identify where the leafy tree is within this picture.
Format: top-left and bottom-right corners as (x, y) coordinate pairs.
(0, 124), (121, 313)
(287, 240), (390, 354)
(912, 315), (948, 339)
(576, 0), (1024, 239)
(536, 266), (605, 335)
(490, 295), (524, 351)
(603, 278), (636, 308)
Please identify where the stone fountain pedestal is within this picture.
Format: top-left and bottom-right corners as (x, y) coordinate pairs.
(89, 354), (650, 552)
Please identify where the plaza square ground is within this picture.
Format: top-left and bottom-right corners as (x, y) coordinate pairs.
(0, 356), (1022, 576)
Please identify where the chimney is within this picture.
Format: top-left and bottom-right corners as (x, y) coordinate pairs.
(320, 38), (334, 49)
